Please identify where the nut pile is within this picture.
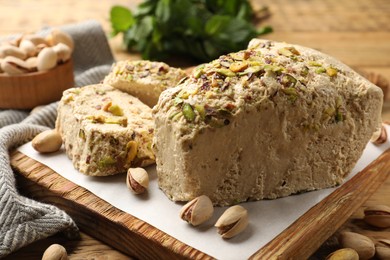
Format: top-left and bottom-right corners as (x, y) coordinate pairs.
(0, 29), (73, 75)
(325, 204), (390, 260)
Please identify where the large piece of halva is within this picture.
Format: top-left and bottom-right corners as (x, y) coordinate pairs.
(153, 39), (383, 206)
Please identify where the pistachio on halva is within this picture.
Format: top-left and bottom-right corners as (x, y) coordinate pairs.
(179, 195), (214, 226)
(325, 248), (359, 260)
(338, 231), (375, 260)
(126, 167), (149, 194)
(376, 239), (390, 260)
(363, 204), (390, 228)
(215, 205), (248, 239)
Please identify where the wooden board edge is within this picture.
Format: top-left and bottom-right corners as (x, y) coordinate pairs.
(250, 148), (390, 259)
(10, 150), (212, 260)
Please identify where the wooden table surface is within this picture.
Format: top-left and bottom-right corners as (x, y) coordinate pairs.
(1, 0), (389, 259)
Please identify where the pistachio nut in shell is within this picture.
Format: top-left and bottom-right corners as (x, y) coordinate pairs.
(364, 204), (390, 228)
(32, 129), (62, 153)
(126, 167), (149, 194)
(179, 195), (214, 226)
(37, 47), (57, 71)
(0, 45), (26, 60)
(376, 239), (390, 260)
(47, 29), (74, 51)
(53, 43), (72, 63)
(339, 231), (375, 260)
(1, 56), (29, 75)
(215, 205), (248, 239)
(19, 39), (37, 57)
(23, 34), (47, 46)
(370, 124), (388, 145)
(42, 244), (68, 260)
(325, 248), (359, 260)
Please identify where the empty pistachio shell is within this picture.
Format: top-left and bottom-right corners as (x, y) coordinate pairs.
(42, 244), (68, 260)
(47, 29), (74, 51)
(339, 231), (375, 260)
(19, 39), (37, 57)
(126, 167), (149, 194)
(180, 195), (214, 226)
(376, 239), (390, 260)
(0, 45), (26, 59)
(325, 248), (359, 260)
(1, 56), (29, 75)
(37, 47), (57, 71)
(215, 205), (248, 239)
(364, 205), (390, 228)
(53, 43), (71, 63)
(32, 129), (62, 153)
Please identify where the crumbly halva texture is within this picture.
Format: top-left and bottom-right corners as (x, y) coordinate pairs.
(153, 39), (383, 206)
(103, 60), (187, 107)
(56, 84), (155, 176)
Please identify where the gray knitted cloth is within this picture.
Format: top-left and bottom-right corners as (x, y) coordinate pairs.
(0, 20), (115, 257)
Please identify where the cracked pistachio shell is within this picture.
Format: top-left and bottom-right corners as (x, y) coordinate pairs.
(215, 205), (248, 239)
(37, 47), (57, 71)
(32, 129), (62, 153)
(325, 248), (359, 260)
(364, 205), (390, 228)
(126, 167), (149, 194)
(339, 231), (375, 260)
(179, 195), (214, 226)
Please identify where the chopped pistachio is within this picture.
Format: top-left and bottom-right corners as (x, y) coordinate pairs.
(104, 117), (128, 127)
(178, 89), (190, 99)
(108, 104), (124, 116)
(335, 112), (344, 122)
(98, 156), (116, 168)
(174, 96), (184, 105)
(315, 67), (326, 74)
(300, 66), (309, 76)
(280, 74), (297, 88)
(182, 103), (196, 122)
(264, 64), (283, 72)
(229, 62), (248, 72)
(326, 67), (338, 77)
(216, 68), (236, 77)
(287, 47), (300, 55)
(126, 141), (138, 164)
(278, 47), (294, 57)
(281, 87), (297, 96)
(193, 65), (205, 78)
(230, 52), (247, 61)
(194, 104), (206, 120)
(172, 111), (183, 121)
(78, 129), (86, 140)
(336, 96), (343, 108)
(308, 61), (322, 67)
(169, 111), (181, 119)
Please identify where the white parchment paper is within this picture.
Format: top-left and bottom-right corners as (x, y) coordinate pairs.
(17, 125), (390, 259)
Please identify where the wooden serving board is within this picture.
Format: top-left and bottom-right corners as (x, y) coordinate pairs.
(10, 149), (390, 259)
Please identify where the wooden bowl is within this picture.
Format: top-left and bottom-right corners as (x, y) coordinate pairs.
(0, 59), (74, 109)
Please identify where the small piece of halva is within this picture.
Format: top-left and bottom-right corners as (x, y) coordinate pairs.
(103, 60), (187, 107)
(56, 84), (155, 176)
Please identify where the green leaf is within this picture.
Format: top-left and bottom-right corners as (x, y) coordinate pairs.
(110, 6), (134, 35)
